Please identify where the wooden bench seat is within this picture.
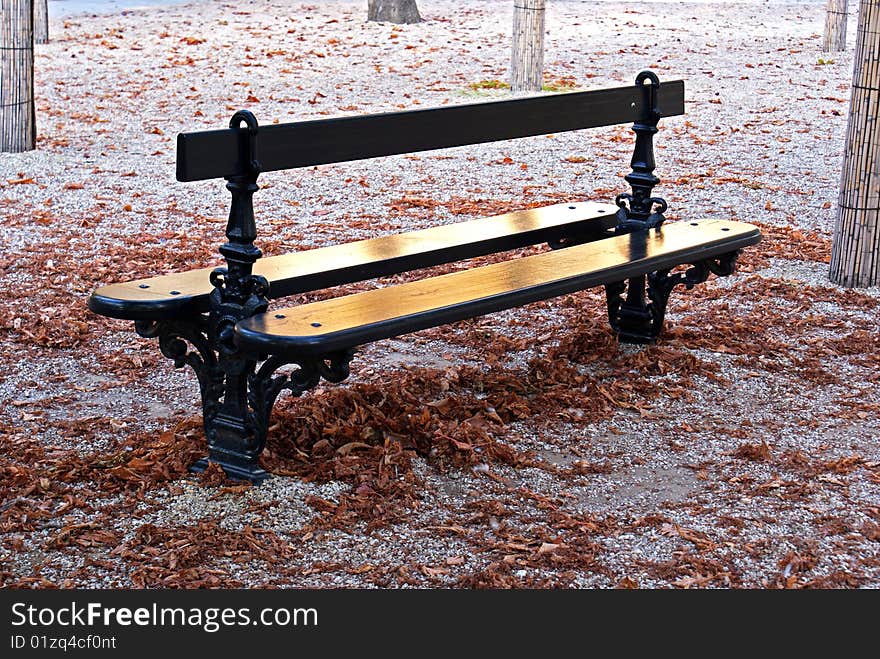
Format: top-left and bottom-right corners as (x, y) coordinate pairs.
(88, 201), (616, 321)
(236, 220), (760, 356)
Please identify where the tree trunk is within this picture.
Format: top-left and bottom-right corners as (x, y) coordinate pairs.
(0, 0), (36, 152)
(831, 0), (880, 287)
(34, 0), (47, 45)
(823, 0), (848, 51)
(510, 0), (545, 93)
(367, 0), (421, 24)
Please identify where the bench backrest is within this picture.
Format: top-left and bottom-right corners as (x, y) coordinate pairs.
(176, 78), (684, 182)
(172, 72), (685, 309)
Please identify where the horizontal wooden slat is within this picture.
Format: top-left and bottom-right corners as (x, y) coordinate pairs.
(88, 201), (617, 320)
(177, 81), (685, 181)
(235, 220), (761, 356)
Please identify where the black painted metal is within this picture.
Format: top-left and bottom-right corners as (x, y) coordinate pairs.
(606, 251), (742, 344)
(646, 250), (740, 338)
(248, 350), (355, 446)
(606, 71), (675, 341)
(132, 316), (273, 481)
(135, 315), (222, 440)
(212, 110), (269, 350)
(605, 275), (654, 343)
(181, 110), (275, 481)
(614, 71), (668, 233)
(134, 308), (356, 482)
(176, 81), (685, 181)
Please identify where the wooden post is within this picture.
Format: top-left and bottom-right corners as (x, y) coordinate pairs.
(511, 0), (546, 93)
(0, 0), (36, 152)
(831, 0), (880, 287)
(34, 0), (47, 45)
(367, 0), (421, 24)
(823, 0), (848, 51)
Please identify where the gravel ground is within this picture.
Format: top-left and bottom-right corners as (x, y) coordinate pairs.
(1, 0), (879, 589)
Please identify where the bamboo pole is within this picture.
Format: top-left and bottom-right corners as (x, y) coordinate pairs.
(0, 0), (36, 152)
(831, 0), (880, 287)
(823, 0), (848, 52)
(34, 0), (47, 45)
(511, 0), (545, 93)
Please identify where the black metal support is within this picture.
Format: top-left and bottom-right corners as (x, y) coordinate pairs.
(133, 111), (360, 483)
(604, 70), (682, 343)
(135, 316), (223, 435)
(605, 275), (654, 343)
(602, 71), (670, 340)
(248, 351), (355, 444)
(614, 70), (668, 234)
(186, 110), (270, 482)
(212, 110), (269, 352)
(136, 314), (355, 482)
(606, 250), (741, 343)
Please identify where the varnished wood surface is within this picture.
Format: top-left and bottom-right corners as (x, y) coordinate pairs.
(236, 220), (761, 356)
(177, 81), (685, 181)
(88, 201), (617, 320)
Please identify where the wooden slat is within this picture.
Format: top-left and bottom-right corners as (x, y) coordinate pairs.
(88, 201), (617, 320)
(235, 220), (761, 356)
(177, 81), (685, 181)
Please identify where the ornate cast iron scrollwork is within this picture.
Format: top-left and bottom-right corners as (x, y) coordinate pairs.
(601, 71), (741, 343)
(135, 111), (361, 482)
(166, 109), (276, 481)
(613, 70), (668, 234)
(606, 250), (741, 343)
(209, 268), (269, 352)
(135, 317), (224, 434)
(552, 70), (669, 249)
(248, 350), (356, 449)
(137, 312), (357, 482)
(131, 111), (354, 483)
(211, 109), (270, 352)
(193, 348), (355, 484)
(614, 193), (667, 232)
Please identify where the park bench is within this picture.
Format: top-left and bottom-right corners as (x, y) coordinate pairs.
(88, 71), (761, 483)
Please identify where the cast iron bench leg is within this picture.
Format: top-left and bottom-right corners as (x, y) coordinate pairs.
(605, 250), (741, 343)
(135, 317), (355, 482)
(134, 316), (269, 482)
(601, 71), (744, 343)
